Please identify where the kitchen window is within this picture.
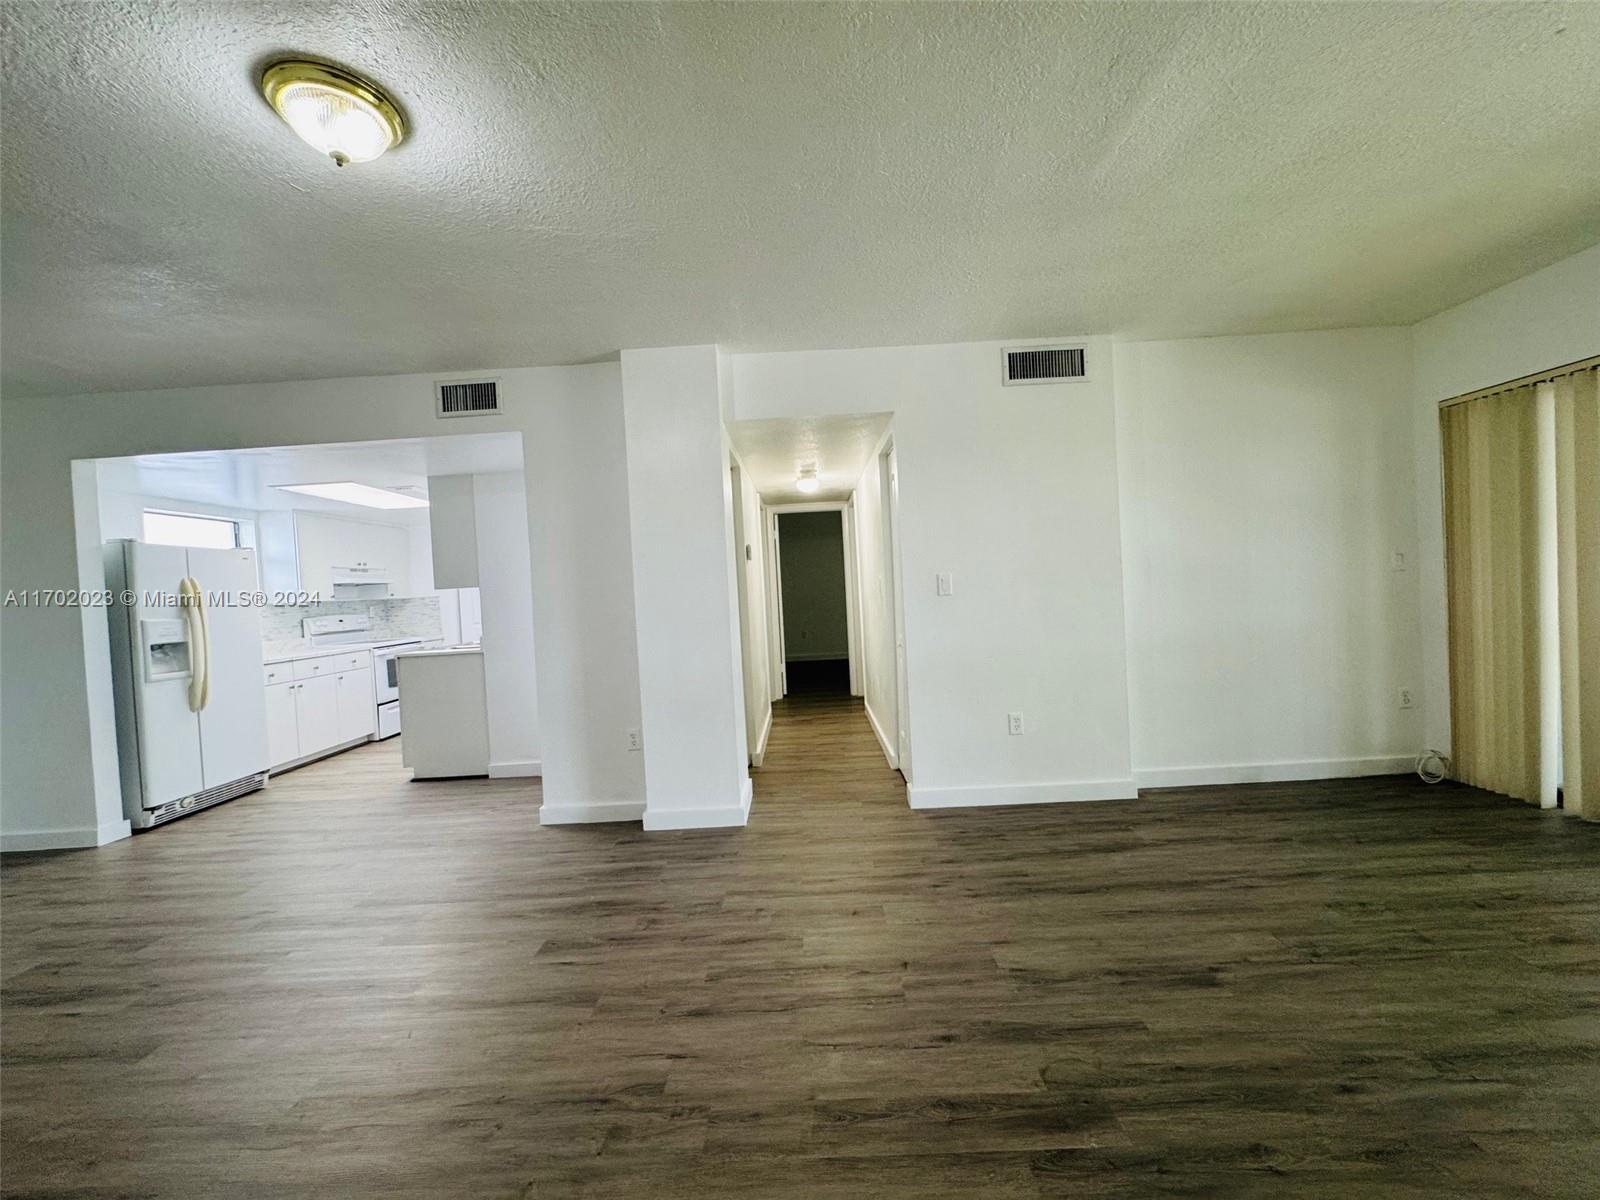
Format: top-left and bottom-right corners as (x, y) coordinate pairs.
(141, 510), (241, 550)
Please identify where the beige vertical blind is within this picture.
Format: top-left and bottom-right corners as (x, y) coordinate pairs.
(1441, 385), (1545, 804)
(1553, 366), (1599, 820)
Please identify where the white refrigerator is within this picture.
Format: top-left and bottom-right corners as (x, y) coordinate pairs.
(104, 541), (270, 830)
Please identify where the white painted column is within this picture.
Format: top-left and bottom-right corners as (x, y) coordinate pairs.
(620, 345), (751, 829)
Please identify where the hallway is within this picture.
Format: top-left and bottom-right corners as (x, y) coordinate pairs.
(752, 659), (905, 821)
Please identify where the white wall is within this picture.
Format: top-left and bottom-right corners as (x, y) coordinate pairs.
(732, 338), (1138, 808)
(472, 470), (541, 778)
(619, 345), (751, 829)
(1411, 243), (1600, 753)
(777, 511), (849, 661)
(1, 363), (642, 848)
(521, 374), (644, 821)
(1114, 328), (1422, 785)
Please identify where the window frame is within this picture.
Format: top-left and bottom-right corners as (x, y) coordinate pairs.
(140, 508), (243, 550)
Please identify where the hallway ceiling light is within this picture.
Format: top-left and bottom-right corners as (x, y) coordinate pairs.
(260, 59), (406, 166)
(275, 481), (428, 509)
(796, 468), (820, 494)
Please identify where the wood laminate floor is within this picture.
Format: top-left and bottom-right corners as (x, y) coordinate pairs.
(3, 694), (1599, 1198)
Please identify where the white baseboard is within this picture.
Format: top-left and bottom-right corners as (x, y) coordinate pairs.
(908, 778), (1139, 810)
(539, 799), (645, 825)
(1134, 755), (1416, 790)
(489, 759), (542, 778)
(2, 826), (102, 852)
(98, 817), (132, 845)
(643, 776), (754, 831)
(269, 735), (371, 777)
(864, 701), (898, 769)
(751, 707), (772, 768)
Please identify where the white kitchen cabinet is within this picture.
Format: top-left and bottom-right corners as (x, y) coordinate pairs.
(294, 673), (341, 759)
(266, 655), (378, 773)
(262, 511), (414, 600)
(397, 648), (489, 779)
(265, 681), (300, 768)
(336, 668), (376, 743)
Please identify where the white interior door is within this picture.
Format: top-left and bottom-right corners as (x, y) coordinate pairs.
(127, 542), (203, 806)
(841, 504), (862, 697)
(190, 546), (270, 787)
(769, 511), (787, 696)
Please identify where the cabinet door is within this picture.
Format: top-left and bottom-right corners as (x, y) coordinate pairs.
(336, 668), (376, 743)
(292, 512), (339, 600)
(294, 511), (412, 598)
(370, 522), (411, 587)
(265, 681), (300, 768)
(294, 674), (341, 758)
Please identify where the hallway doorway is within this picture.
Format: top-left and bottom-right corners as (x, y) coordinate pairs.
(724, 413), (908, 803)
(774, 509), (853, 695)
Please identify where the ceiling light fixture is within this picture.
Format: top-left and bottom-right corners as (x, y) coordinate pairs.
(275, 482), (429, 509)
(795, 469), (820, 495)
(260, 59), (406, 166)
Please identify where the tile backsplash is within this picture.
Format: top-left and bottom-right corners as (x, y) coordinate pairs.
(261, 597), (443, 647)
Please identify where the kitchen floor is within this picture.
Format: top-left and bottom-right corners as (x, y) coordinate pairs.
(3, 717), (1598, 1197)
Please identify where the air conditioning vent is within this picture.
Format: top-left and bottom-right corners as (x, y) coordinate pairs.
(435, 378), (501, 417)
(1003, 345), (1087, 386)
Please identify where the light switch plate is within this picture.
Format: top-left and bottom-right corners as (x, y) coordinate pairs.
(936, 571), (953, 596)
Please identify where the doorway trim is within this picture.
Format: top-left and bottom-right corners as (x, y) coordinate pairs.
(875, 435), (912, 780)
(766, 501), (863, 699)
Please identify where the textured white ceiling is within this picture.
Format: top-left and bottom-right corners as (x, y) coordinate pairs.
(729, 413), (891, 504)
(3, 2), (1598, 396)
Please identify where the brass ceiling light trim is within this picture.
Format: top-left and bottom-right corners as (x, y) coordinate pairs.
(260, 58), (406, 166)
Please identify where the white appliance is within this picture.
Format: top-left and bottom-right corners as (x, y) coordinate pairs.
(372, 640), (422, 738)
(301, 614), (420, 740)
(104, 541), (270, 830)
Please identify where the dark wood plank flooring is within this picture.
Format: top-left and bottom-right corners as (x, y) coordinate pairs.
(3, 693), (1598, 1198)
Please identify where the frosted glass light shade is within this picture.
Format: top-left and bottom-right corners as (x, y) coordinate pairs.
(261, 60), (405, 166)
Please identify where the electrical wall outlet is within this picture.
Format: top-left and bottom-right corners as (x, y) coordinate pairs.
(626, 728), (643, 751)
(1391, 550), (1408, 572)
(1008, 712), (1024, 736)
(1398, 688), (1415, 710)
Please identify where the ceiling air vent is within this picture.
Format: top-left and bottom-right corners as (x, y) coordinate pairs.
(1003, 345), (1087, 386)
(435, 377), (501, 418)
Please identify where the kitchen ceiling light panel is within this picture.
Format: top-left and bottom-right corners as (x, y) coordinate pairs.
(276, 482), (428, 509)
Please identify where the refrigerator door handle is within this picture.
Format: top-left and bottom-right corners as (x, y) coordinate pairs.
(181, 576), (210, 712)
(194, 578), (212, 710)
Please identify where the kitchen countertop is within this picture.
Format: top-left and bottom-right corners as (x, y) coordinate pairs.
(395, 645), (482, 659)
(262, 637), (431, 665)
